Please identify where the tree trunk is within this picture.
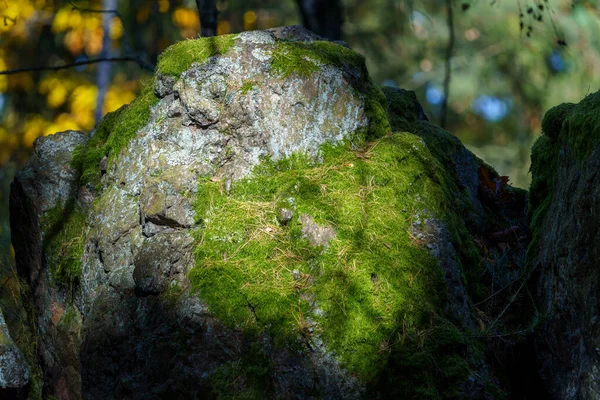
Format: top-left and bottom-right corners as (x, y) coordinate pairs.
(94, 0), (118, 125)
(295, 0), (343, 41)
(195, 0), (218, 37)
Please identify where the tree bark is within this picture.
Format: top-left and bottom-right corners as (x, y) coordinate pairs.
(94, 0), (118, 125)
(441, 0), (454, 129)
(195, 0), (218, 37)
(295, 0), (343, 41)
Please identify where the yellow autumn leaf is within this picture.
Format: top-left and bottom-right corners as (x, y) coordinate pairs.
(68, 10), (83, 29)
(85, 28), (104, 56)
(52, 8), (71, 33)
(109, 17), (123, 40)
(71, 84), (98, 114)
(85, 15), (101, 31)
(47, 85), (68, 109)
(23, 116), (50, 147)
(103, 86), (136, 114)
(64, 28), (85, 55)
(158, 0), (169, 13)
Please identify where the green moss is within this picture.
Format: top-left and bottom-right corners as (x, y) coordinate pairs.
(41, 202), (86, 286)
(561, 91), (600, 159)
(541, 102), (575, 140)
(239, 80), (258, 95)
(382, 86), (424, 132)
(73, 35), (240, 191)
(191, 133), (479, 394)
(364, 84), (392, 139)
(157, 34), (237, 78)
(526, 134), (559, 271)
(271, 40), (365, 79)
(72, 105), (125, 188)
(72, 80), (159, 190)
(526, 94), (599, 269)
(270, 40), (390, 140)
(209, 343), (273, 399)
(408, 121), (486, 298)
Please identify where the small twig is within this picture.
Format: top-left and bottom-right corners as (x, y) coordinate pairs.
(487, 277), (528, 331)
(0, 56), (154, 75)
(67, 0), (117, 14)
(468, 328), (531, 339)
(441, 0), (455, 129)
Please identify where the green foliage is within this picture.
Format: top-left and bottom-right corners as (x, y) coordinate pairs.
(191, 132), (479, 393)
(157, 34), (238, 77)
(41, 203), (86, 286)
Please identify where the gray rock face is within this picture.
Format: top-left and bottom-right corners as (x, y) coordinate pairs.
(0, 308), (29, 389)
(529, 93), (600, 400)
(8, 26), (531, 400)
(9, 130), (85, 398)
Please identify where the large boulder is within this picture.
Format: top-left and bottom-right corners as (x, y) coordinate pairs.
(9, 26), (529, 399)
(528, 92), (600, 399)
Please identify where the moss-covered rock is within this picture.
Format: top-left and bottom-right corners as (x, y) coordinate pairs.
(528, 91), (600, 399)
(8, 26), (534, 399)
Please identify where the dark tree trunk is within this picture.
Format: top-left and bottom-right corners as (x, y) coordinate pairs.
(195, 0), (218, 37)
(295, 0), (343, 41)
(95, 0), (118, 125)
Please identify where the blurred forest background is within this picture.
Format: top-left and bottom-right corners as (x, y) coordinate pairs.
(1, 0), (599, 263)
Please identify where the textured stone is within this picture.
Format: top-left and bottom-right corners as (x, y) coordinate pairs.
(7, 26), (534, 400)
(529, 92), (600, 400)
(0, 308), (29, 389)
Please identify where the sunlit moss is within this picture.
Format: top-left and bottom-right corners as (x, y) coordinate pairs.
(271, 40), (390, 141)
(72, 80), (159, 190)
(157, 34), (238, 77)
(191, 132), (478, 394)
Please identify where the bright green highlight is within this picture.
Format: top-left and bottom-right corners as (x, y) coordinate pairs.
(192, 133), (471, 391)
(157, 34), (237, 77)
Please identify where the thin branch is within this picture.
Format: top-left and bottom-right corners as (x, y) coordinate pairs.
(441, 0), (454, 129)
(67, 0), (117, 14)
(468, 328), (532, 339)
(0, 57), (155, 75)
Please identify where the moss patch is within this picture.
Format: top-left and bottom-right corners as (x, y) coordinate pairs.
(209, 343), (273, 399)
(270, 40), (390, 140)
(72, 80), (159, 190)
(239, 80), (258, 95)
(41, 202), (86, 286)
(271, 40), (364, 78)
(192, 133), (477, 394)
(157, 34), (237, 78)
(526, 94), (600, 269)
